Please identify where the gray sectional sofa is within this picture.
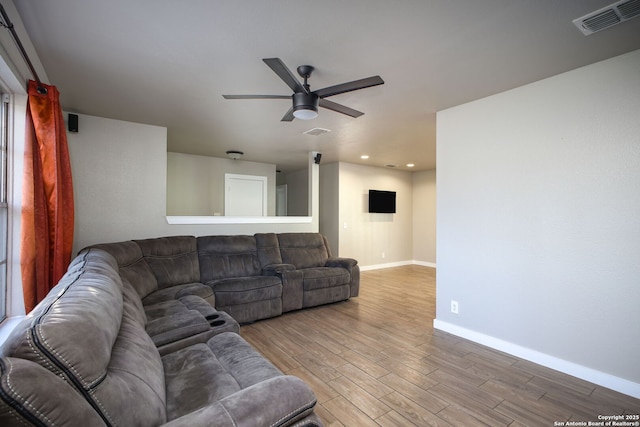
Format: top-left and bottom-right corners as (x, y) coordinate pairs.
(0, 232), (358, 426)
(95, 232), (359, 324)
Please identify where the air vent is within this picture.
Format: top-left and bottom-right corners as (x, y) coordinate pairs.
(303, 128), (331, 136)
(573, 0), (640, 35)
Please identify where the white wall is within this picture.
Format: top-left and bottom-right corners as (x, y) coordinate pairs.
(167, 152), (276, 216)
(337, 162), (413, 266)
(435, 50), (640, 397)
(412, 169), (436, 265)
(67, 113), (318, 255)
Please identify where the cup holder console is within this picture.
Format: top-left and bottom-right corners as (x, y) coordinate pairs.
(203, 311), (240, 334)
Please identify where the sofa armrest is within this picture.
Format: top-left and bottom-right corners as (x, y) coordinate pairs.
(146, 311), (210, 347)
(178, 294), (218, 318)
(262, 263), (296, 276)
(325, 257), (360, 297)
(325, 257), (357, 269)
(162, 376), (318, 427)
(263, 264), (304, 311)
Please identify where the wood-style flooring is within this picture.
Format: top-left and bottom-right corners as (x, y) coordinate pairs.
(241, 265), (640, 426)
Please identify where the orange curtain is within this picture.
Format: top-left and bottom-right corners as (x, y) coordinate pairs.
(20, 80), (74, 313)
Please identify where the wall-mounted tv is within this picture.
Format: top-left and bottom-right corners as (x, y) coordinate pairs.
(368, 190), (396, 213)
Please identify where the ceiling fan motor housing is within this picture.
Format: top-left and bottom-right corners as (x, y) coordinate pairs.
(293, 92), (319, 114)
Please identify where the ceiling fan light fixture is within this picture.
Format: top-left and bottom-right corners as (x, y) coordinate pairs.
(293, 108), (318, 120)
(292, 92), (319, 120)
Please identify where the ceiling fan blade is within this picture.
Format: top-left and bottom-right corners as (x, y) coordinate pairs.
(319, 98), (364, 118)
(222, 94), (290, 99)
(263, 58), (307, 94)
(314, 75), (384, 98)
(281, 106), (295, 122)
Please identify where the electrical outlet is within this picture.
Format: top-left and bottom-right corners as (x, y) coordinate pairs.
(451, 300), (459, 314)
(381, 252), (386, 259)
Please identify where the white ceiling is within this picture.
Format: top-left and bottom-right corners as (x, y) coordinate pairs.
(13, 0), (640, 173)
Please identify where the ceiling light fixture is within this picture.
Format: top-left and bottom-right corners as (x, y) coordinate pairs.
(292, 92), (319, 120)
(407, 163), (415, 168)
(226, 150), (244, 160)
(361, 155), (370, 159)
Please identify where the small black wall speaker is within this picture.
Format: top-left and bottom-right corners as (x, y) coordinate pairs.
(68, 113), (78, 133)
(314, 153), (322, 164)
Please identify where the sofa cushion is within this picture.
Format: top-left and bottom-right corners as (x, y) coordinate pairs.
(89, 240), (159, 299)
(277, 233), (330, 269)
(209, 276), (282, 306)
(146, 311), (211, 347)
(162, 332), (316, 424)
(142, 282), (214, 306)
(255, 232), (283, 266)
(0, 357), (107, 426)
(135, 236), (200, 289)
(198, 235), (263, 280)
(300, 267), (351, 291)
(122, 276), (148, 326)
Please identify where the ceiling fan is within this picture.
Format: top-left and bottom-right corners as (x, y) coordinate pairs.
(223, 58), (384, 121)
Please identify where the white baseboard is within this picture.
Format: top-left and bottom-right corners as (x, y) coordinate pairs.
(433, 319), (640, 399)
(412, 260), (437, 268)
(360, 260), (436, 271)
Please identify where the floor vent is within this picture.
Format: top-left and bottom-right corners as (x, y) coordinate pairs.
(573, 0), (640, 35)
(303, 128), (331, 136)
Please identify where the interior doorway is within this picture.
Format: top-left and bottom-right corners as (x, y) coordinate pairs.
(224, 173), (268, 216)
(276, 184), (287, 216)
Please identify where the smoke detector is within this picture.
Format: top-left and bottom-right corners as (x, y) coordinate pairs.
(573, 0), (640, 35)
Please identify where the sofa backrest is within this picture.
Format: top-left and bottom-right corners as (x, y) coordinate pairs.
(0, 357), (107, 426)
(277, 233), (330, 269)
(89, 240), (159, 299)
(0, 249), (167, 427)
(134, 236), (200, 289)
(198, 235), (263, 281)
(255, 232), (283, 266)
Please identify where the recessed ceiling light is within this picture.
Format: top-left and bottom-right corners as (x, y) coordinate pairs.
(361, 155), (369, 159)
(407, 163), (415, 168)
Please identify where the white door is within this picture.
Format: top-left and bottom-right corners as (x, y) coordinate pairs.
(225, 174), (268, 216)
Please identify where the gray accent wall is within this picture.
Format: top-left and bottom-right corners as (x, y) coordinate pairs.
(435, 50), (640, 395)
(412, 169), (436, 264)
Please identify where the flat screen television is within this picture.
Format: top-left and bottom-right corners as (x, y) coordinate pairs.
(368, 190), (396, 213)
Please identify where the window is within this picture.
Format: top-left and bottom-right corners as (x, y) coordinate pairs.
(0, 93), (8, 321)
